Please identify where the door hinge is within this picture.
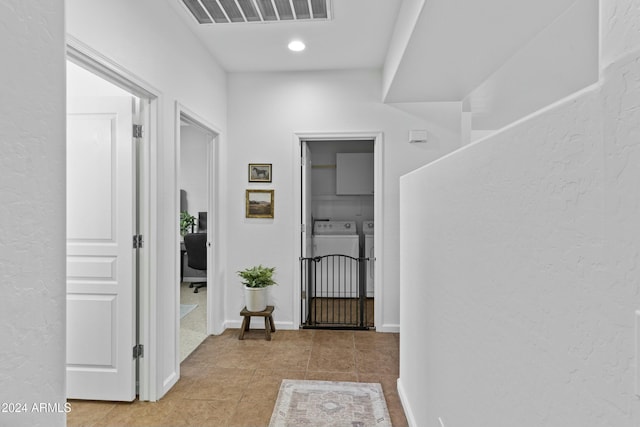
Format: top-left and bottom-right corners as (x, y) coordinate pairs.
(301, 291), (306, 300)
(133, 124), (143, 138)
(133, 344), (144, 359)
(301, 224), (305, 233)
(133, 234), (144, 249)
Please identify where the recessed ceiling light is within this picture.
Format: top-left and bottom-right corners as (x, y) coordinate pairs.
(288, 40), (306, 52)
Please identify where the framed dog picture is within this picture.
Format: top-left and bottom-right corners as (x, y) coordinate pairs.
(246, 189), (274, 218)
(248, 163), (272, 182)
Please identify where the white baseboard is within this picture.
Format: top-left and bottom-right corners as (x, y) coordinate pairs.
(377, 323), (400, 333)
(159, 370), (178, 402)
(397, 377), (417, 427)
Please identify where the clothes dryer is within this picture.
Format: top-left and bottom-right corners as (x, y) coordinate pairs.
(312, 221), (359, 297)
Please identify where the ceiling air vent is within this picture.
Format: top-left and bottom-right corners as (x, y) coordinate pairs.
(181, 0), (331, 24)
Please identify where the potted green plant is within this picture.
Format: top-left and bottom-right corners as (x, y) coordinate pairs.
(237, 265), (277, 312)
(180, 211), (195, 236)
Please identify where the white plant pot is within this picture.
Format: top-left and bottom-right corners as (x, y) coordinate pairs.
(244, 286), (268, 312)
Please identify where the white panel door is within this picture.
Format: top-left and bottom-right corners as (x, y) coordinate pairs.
(301, 142), (313, 258)
(301, 142), (313, 324)
(66, 96), (136, 401)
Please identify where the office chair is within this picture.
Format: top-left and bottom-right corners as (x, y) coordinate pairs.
(183, 233), (207, 293)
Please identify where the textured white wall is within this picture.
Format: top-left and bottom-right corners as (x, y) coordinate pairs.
(601, 0), (640, 67)
(0, 1), (67, 426)
(227, 70), (462, 331)
(399, 1), (640, 425)
(66, 0), (227, 398)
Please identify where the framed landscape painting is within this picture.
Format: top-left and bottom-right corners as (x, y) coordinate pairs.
(246, 189), (274, 218)
(248, 163), (272, 182)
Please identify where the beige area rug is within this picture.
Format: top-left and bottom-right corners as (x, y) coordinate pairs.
(269, 380), (391, 427)
(180, 303), (197, 319)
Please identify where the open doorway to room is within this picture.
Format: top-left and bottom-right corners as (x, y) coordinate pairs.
(300, 139), (375, 329)
(65, 56), (155, 401)
(177, 108), (218, 362)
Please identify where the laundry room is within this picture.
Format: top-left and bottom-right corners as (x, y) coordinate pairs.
(306, 139), (374, 242)
(302, 139), (375, 328)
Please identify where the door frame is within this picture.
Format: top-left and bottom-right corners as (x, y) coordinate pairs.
(174, 102), (224, 356)
(292, 131), (384, 330)
(66, 36), (160, 401)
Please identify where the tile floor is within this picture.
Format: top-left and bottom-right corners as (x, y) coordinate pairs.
(67, 328), (408, 427)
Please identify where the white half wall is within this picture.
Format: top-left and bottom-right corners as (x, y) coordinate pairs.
(0, 1), (67, 426)
(227, 69), (462, 331)
(66, 0), (227, 399)
(399, 1), (640, 425)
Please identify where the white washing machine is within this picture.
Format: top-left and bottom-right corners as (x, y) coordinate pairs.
(363, 220), (374, 297)
(312, 221), (359, 297)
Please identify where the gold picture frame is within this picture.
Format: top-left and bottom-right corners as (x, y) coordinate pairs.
(248, 163), (272, 182)
(246, 189), (274, 218)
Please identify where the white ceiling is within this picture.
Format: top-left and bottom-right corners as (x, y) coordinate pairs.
(167, 0), (402, 72)
(383, 0), (583, 103)
(167, 0), (599, 130)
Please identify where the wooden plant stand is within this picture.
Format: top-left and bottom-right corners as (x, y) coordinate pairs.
(239, 305), (276, 341)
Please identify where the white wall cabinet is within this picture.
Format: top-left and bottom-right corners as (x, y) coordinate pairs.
(336, 153), (374, 195)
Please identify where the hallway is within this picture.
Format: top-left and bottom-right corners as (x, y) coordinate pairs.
(67, 329), (407, 426)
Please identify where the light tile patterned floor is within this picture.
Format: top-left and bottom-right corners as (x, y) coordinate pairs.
(67, 329), (408, 427)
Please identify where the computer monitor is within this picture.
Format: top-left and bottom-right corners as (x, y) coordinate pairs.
(180, 189), (188, 212)
(198, 212), (207, 233)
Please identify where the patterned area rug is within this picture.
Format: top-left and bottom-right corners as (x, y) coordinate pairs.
(269, 380), (391, 427)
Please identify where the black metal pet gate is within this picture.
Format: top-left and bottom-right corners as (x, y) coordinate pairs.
(300, 254), (372, 329)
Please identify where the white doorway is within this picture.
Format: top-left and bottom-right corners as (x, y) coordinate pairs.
(175, 103), (222, 365)
(65, 61), (151, 401)
(178, 115), (211, 361)
(66, 40), (159, 401)
(293, 132), (384, 330)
